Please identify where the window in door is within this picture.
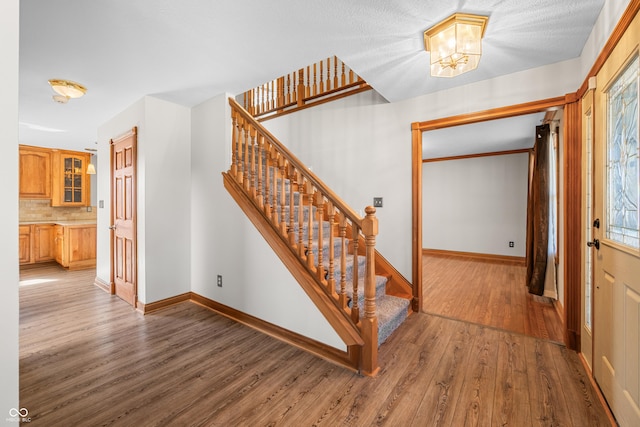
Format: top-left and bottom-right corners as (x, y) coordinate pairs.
(606, 55), (639, 249)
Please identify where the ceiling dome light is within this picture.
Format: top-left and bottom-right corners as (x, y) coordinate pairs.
(48, 79), (87, 100)
(52, 94), (69, 104)
(424, 13), (489, 78)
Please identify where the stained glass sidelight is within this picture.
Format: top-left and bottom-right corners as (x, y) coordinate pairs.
(607, 55), (639, 249)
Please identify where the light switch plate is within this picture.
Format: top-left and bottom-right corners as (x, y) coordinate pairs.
(373, 197), (383, 208)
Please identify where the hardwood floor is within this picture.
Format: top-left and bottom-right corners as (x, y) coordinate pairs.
(19, 264), (612, 426)
(423, 254), (565, 343)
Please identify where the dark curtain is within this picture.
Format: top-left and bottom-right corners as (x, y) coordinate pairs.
(526, 124), (550, 296)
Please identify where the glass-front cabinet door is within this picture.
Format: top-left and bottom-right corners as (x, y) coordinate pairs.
(63, 156), (84, 203)
(52, 150), (90, 206)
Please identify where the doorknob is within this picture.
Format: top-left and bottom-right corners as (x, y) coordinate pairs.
(587, 239), (600, 250)
(108, 225), (116, 230)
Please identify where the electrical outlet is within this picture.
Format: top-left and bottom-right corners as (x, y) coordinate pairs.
(509, 241), (514, 248)
(373, 197), (383, 208)
(217, 275), (223, 287)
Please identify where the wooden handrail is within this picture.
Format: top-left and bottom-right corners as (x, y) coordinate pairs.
(226, 97), (379, 375)
(240, 56), (370, 120)
(230, 98), (363, 228)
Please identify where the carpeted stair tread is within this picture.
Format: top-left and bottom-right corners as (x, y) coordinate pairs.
(309, 235), (345, 258)
(328, 254), (367, 284)
(338, 274), (388, 301)
(375, 295), (411, 346)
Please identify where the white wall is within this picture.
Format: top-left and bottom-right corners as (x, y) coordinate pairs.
(142, 98), (192, 303)
(190, 93), (344, 349)
(580, 0), (633, 80)
(0, 0), (19, 413)
(422, 153), (529, 257)
(96, 96), (191, 304)
(263, 58), (582, 283)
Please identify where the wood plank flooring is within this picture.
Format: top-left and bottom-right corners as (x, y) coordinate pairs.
(422, 254), (565, 343)
(19, 264), (611, 426)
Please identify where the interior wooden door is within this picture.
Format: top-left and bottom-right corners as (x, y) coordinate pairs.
(111, 128), (137, 307)
(592, 13), (640, 426)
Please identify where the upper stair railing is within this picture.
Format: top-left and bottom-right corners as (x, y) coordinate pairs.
(225, 97), (380, 375)
(240, 56), (371, 119)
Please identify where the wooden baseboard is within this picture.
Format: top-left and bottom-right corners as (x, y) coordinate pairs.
(577, 352), (618, 426)
(190, 292), (357, 373)
(67, 259), (97, 270)
(422, 248), (526, 265)
(94, 276), (112, 294)
(133, 289), (358, 373)
(135, 300), (145, 314)
(139, 292), (192, 314)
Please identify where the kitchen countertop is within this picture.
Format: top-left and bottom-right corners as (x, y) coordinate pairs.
(19, 220), (97, 226)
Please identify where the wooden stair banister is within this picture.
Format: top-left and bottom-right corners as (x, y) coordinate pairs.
(240, 56), (371, 120)
(224, 97), (381, 375)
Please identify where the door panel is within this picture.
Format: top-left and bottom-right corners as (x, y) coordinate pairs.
(111, 129), (137, 307)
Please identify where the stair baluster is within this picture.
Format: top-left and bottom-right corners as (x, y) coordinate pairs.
(315, 192), (325, 282)
(306, 184), (315, 269)
(287, 164), (296, 246)
(263, 143), (272, 219)
(230, 110), (239, 178)
(242, 120), (250, 191)
(351, 226), (359, 324)
(297, 174), (306, 258)
(319, 59), (324, 94)
(326, 201), (336, 295)
(249, 128), (257, 197)
(278, 158), (287, 234)
(256, 134), (264, 208)
(338, 213), (348, 309)
(333, 56), (339, 90)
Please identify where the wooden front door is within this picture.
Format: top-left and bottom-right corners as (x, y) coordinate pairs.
(592, 13), (640, 426)
(111, 128), (137, 307)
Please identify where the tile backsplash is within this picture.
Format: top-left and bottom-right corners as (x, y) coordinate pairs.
(19, 199), (97, 222)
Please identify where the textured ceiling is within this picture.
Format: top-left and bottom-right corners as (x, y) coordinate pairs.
(19, 0), (604, 153)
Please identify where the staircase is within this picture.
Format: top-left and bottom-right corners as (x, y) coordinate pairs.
(223, 97), (413, 375)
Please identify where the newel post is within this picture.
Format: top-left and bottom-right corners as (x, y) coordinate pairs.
(361, 206), (379, 376)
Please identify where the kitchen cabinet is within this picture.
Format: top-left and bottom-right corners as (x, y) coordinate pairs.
(19, 223), (55, 265)
(19, 225), (32, 264)
(55, 224), (96, 269)
(33, 224), (55, 263)
(54, 225), (64, 266)
(20, 223), (95, 269)
(51, 150), (91, 207)
(19, 146), (52, 199)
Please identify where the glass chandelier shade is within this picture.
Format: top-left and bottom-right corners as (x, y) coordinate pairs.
(424, 13), (489, 78)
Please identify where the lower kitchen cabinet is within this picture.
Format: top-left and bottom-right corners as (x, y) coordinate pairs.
(33, 224), (55, 263)
(19, 225), (32, 264)
(19, 224), (54, 265)
(20, 223), (96, 269)
(55, 224), (96, 269)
